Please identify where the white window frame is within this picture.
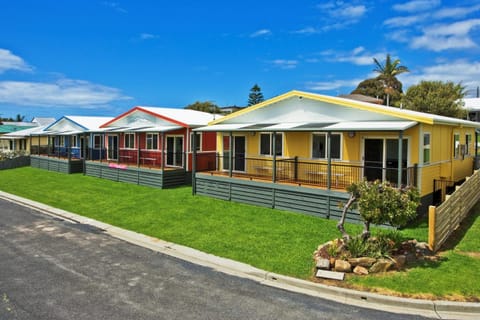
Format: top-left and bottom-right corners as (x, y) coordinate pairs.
(311, 132), (342, 160)
(146, 133), (158, 150)
(124, 133), (135, 149)
(259, 132), (283, 157)
(93, 135), (101, 149)
(423, 132), (431, 164)
(466, 133), (472, 156)
(72, 135), (78, 148)
(454, 133), (460, 159)
(190, 132), (202, 152)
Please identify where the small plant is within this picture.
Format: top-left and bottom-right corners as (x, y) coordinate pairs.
(326, 239), (340, 258)
(345, 236), (368, 258)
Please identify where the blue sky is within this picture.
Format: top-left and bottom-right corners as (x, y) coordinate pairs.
(1, 0), (480, 120)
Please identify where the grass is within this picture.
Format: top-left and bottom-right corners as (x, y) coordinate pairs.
(0, 167), (362, 278)
(0, 167), (478, 300)
(348, 203), (480, 301)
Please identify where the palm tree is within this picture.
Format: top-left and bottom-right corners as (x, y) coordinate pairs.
(373, 54), (409, 106)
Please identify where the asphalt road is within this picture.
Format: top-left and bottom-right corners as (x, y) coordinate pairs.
(0, 198), (431, 320)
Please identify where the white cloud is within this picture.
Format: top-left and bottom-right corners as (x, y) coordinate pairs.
(317, 2), (367, 19)
(305, 78), (364, 91)
(139, 33), (158, 40)
(410, 19), (480, 51)
(0, 49), (32, 73)
(270, 59), (298, 69)
(101, 1), (127, 13)
(400, 60), (480, 91)
(321, 47), (384, 66)
(433, 5), (480, 19)
(393, 0), (441, 12)
(313, 1), (367, 31)
(338, 5), (366, 18)
(292, 27), (318, 35)
(250, 29), (272, 38)
(424, 19), (480, 36)
(0, 79), (131, 107)
(383, 14), (428, 28)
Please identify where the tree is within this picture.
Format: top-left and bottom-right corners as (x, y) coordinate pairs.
(373, 54), (409, 82)
(337, 180), (420, 241)
(15, 114), (25, 122)
(352, 54), (409, 107)
(402, 81), (467, 118)
(248, 84), (264, 106)
(373, 54), (409, 106)
(184, 101), (221, 113)
(351, 77), (403, 106)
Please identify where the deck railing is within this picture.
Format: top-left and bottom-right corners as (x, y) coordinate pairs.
(208, 154), (417, 189)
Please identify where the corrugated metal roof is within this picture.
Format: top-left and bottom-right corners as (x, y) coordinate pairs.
(209, 90), (480, 128)
(138, 107), (220, 126)
(44, 116), (113, 134)
(195, 121), (418, 132)
(1, 125), (48, 138)
(464, 98), (480, 111)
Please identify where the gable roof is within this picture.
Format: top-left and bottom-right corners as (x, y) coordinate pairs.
(43, 116), (113, 134)
(32, 117), (56, 126)
(205, 90), (480, 130)
(100, 106), (219, 130)
(0, 125), (48, 139)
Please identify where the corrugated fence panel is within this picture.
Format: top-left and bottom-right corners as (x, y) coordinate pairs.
(84, 162), (186, 189)
(85, 162), (101, 177)
(231, 183), (273, 208)
(162, 170), (186, 188)
(118, 169), (140, 185)
(195, 176), (230, 200)
(194, 173), (361, 221)
(69, 161), (84, 174)
(0, 156), (30, 170)
(100, 167), (120, 181)
(138, 171), (164, 188)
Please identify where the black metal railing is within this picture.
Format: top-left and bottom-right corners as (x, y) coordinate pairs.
(209, 154), (417, 189)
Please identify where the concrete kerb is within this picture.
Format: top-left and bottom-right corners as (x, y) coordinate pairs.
(1, 190), (479, 320)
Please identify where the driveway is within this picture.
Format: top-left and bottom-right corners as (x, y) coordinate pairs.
(0, 198), (430, 320)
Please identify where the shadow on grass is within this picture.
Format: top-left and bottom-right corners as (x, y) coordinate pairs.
(439, 202), (480, 252)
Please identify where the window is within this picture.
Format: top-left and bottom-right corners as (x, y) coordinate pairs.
(190, 132), (201, 151)
(260, 133), (282, 156)
(93, 135), (101, 149)
(56, 136), (65, 147)
(72, 136), (78, 148)
(312, 133), (341, 159)
(124, 133), (135, 149)
(146, 133), (158, 150)
(466, 133), (472, 156)
(423, 133), (431, 164)
(454, 133), (460, 159)
(166, 136), (183, 167)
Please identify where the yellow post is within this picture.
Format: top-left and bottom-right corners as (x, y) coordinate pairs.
(428, 205), (436, 252)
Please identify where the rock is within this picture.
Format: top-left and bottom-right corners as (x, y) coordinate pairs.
(369, 259), (394, 273)
(334, 260), (352, 273)
(392, 255), (406, 270)
(316, 258), (331, 270)
(353, 265), (369, 275)
(347, 257), (377, 267)
(415, 242), (434, 256)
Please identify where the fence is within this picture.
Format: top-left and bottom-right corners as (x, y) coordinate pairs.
(212, 154), (417, 189)
(0, 156), (30, 170)
(428, 170), (480, 252)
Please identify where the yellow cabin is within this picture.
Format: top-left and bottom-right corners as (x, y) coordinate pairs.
(193, 90), (480, 219)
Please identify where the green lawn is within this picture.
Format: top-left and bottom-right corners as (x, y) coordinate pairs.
(0, 167), (478, 300)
